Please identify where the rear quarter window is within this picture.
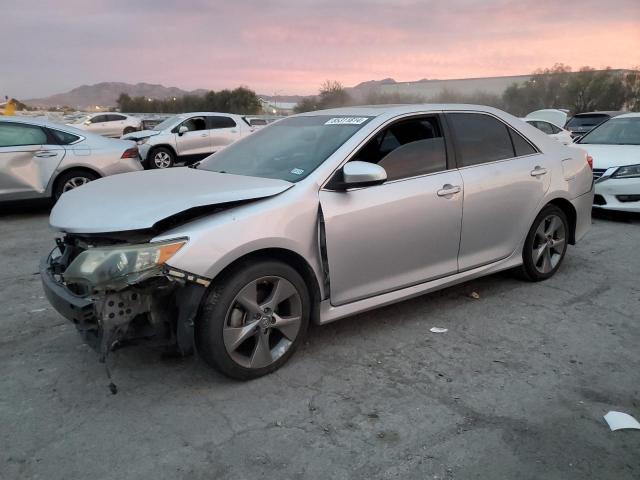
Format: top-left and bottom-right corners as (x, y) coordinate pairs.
(446, 113), (515, 167)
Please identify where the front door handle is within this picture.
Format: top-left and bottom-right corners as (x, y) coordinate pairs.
(34, 151), (57, 158)
(530, 166), (548, 177)
(437, 184), (461, 197)
(200, 133), (207, 137)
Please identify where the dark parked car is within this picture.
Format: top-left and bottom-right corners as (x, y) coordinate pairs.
(565, 111), (625, 139)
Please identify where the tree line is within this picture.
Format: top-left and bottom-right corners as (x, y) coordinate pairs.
(295, 65), (640, 116)
(116, 86), (262, 114)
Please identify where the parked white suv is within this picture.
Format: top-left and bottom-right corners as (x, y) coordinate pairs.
(69, 113), (142, 138)
(122, 112), (254, 168)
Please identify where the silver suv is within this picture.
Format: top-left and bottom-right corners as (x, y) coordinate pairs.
(42, 105), (593, 380)
(122, 112), (254, 169)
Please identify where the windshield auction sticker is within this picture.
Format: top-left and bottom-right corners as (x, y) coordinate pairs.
(325, 117), (369, 125)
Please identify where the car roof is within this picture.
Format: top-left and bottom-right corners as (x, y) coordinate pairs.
(295, 104), (509, 118)
(573, 111), (625, 117)
(0, 115), (58, 127)
(611, 112), (640, 119)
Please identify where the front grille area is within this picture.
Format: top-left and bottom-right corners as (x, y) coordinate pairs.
(593, 194), (607, 205)
(592, 168), (607, 181)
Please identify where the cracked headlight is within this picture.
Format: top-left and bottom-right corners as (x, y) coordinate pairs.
(136, 137), (150, 145)
(612, 164), (640, 179)
(63, 239), (186, 286)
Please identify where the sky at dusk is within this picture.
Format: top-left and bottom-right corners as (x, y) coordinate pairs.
(2, 0), (639, 99)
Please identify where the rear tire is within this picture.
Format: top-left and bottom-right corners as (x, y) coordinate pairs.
(196, 260), (310, 380)
(123, 126), (136, 135)
(518, 205), (569, 281)
(147, 147), (175, 169)
(53, 170), (99, 201)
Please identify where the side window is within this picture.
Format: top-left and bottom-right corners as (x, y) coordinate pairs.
(535, 121), (553, 135)
(0, 123), (47, 147)
(91, 115), (106, 123)
(181, 117), (207, 132)
(546, 122), (562, 134)
(351, 116), (447, 181)
(509, 127), (537, 157)
(50, 129), (81, 145)
(446, 113), (514, 167)
(208, 116), (237, 129)
(107, 114), (126, 122)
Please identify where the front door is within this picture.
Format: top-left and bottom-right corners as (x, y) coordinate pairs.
(0, 122), (65, 201)
(445, 112), (551, 271)
(319, 114), (463, 306)
(175, 116), (210, 158)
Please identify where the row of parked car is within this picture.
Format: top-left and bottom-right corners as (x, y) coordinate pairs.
(0, 107), (638, 214)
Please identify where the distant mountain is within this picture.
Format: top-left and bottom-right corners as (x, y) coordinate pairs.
(24, 82), (209, 109)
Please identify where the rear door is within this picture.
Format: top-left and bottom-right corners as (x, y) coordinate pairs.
(446, 112), (550, 271)
(207, 115), (240, 152)
(175, 116), (210, 158)
(319, 114), (463, 305)
(105, 114), (127, 137)
(0, 122), (65, 201)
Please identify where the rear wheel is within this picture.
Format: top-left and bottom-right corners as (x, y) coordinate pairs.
(123, 126), (136, 135)
(196, 260), (310, 380)
(148, 147), (175, 169)
(53, 170), (99, 201)
(519, 205), (568, 281)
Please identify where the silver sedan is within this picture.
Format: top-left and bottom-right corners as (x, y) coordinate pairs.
(42, 104), (593, 380)
(0, 116), (143, 202)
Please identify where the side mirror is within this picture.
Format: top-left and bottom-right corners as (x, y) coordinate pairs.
(178, 125), (189, 135)
(341, 161), (387, 188)
(84, 120), (91, 126)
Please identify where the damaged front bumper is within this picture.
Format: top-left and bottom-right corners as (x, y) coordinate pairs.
(40, 245), (208, 361)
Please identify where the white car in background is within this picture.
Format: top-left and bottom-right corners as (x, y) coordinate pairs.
(122, 112), (254, 169)
(524, 109), (573, 145)
(576, 113), (640, 212)
(69, 113), (142, 138)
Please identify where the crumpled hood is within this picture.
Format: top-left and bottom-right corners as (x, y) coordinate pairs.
(121, 129), (161, 141)
(50, 168), (293, 234)
(580, 144), (640, 169)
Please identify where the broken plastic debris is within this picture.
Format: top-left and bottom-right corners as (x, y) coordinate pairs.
(603, 411), (640, 431)
(430, 327), (448, 333)
(469, 292), (480, 299)
(30, 308), (46, 313)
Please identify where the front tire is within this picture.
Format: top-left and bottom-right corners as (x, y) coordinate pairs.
(196, 260), (310, 380)
(148, 147), (175, 169)
(519, 205), (569, 281)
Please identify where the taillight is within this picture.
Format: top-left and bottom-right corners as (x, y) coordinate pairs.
(586, 154), (593, 170)
(121, 147), (139, 159)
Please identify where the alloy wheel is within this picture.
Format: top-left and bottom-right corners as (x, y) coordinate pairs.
(532, 214), (566, 274)
(154, 151), (172, 168)
(62, 176), (91, 193)
(223, 276), (302, 369)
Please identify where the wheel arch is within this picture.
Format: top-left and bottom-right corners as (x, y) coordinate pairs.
(207, 247), (322, 324)
(49, 166), (102, 198)
(148, 143), (177, 158)
(546, 197), (577, 245)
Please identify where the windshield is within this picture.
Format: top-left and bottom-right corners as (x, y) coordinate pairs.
(152, 115), (181, 131)
(578, 117), (640, 145)
(198, 115), (372, 182)
(566, 114), (609, 128)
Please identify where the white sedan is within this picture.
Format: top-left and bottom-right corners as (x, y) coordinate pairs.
(577, 113), (640, 212)
(68, 113), (142, 138)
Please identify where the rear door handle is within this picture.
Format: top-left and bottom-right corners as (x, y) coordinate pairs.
(530, 166), (548, 177)
(34, 151), (57, 158)
(437, 184), (461, 197)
